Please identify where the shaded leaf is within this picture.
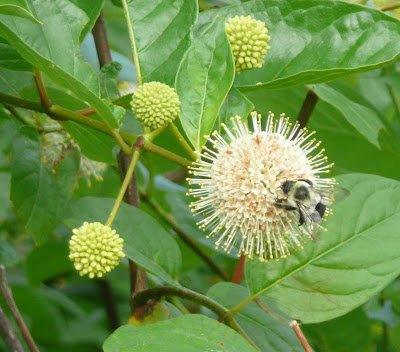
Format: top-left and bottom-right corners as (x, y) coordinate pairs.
(303, 308), (372, 352)
(26, 239), (73, 286)
(11, 126), (79, 245)
(99, 61), (122, 101)
(0, 239), (19, 267)
(313, 84), (384, 147)
(208, 282), (303, 352)
(69, 0), (105, 42)
(245, 174), (400, 323)
(176, 16), (235, 150)
(0, 39), (32, 71)
(103, 314), (258, 352)
(196, 0), (400, 89)
(64, 197), (182, 285)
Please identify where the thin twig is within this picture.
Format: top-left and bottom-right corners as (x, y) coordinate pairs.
(291, 320), (313, 352)
(92, 11), (112, 68)
(168, 122), (197, 161)
(96, 279), (120, 332)
(144, 142), (192, 167)
(33, 68), (51, 109)
(145, 197), (230, 281)
(91, 12), (148, 312)
(133, 286), (260, 350)
(297, 90), (318, 129)
(378, 1), (400, 11)
(0, 266), (39, 352)
(0, 304), (24, 352)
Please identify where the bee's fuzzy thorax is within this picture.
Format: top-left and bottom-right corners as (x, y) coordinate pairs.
(187, 112), (335, 261)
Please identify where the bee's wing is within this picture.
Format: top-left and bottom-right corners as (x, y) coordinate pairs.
(297, 203), (323, 240)
(321, 186), (350, 206)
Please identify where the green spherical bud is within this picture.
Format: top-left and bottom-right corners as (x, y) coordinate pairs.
(69, 222), (125, 279)
(225, 15), (271, 72)
(131, 82), (181, 129)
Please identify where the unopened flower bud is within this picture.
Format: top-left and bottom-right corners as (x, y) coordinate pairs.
(131, 82), (181, 129)
(225, 15), (271, 72)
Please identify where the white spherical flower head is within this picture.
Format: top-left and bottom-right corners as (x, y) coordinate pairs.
(69, 222), (125, 278)
(187, 112), (336, 261)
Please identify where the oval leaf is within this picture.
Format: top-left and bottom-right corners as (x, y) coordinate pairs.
(11, 126), (79, 245)
(103, 314), (258, 352)
(0, 0), (119, 128)
(196, 0), (400, 89)
(313, 84), (384, 148)
(123, 0), (197, 86)
(208, 282), (303, 352)
(176, 16), (235, 150)
(64, 197), (182, 285)
(244, 173), (400, 323)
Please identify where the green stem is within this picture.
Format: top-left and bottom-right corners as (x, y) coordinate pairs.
(121, 0), (142, 85)
(34, 68), (51, 108)
(49, 105), (133, 154)
(168, 122), (197, 161)
(378, 1), (400, 11)
(133, 286), (259, 350)
(0, 93), (192, 166)
(0, 93), (44, 112)
(106, 150), (141, 226)
(228, 295), (255, 316)
(143, 142), (192, 167)
(168, 296), (190, 315)
(145, 196), (230, 281)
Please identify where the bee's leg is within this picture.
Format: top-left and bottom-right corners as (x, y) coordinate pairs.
(298, 179), (313, 186)
(298, 209), (305, 225)
(315, 202), (326, 218)
(274, 203), (297, 211)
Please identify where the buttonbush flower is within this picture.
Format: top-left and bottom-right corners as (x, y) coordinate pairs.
(187, 112), (335, 261)
(69, 222), (125, 278)
(225, 15), (271, 72)
(131, 81), (181, 129)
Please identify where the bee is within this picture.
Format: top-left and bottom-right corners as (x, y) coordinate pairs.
(274, 179), (349, 236)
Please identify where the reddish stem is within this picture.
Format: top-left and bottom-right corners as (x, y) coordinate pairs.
(291, 320), (313, 352)
(231, 254), (246, 284)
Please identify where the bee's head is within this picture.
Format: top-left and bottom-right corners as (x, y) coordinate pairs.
(281, 180), (295, 195)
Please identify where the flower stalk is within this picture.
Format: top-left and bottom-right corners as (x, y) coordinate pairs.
(169, 122), (198, 161)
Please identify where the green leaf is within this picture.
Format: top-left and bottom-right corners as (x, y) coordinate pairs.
(100, 61), (122, 101)
(0, 239), (19, 267)
(103, 314), (258, 352)
(0, 172), (11, 222)
(20, 86), (117, 164)
(196, 0), (400, 89)
(218, 86), (254, 132)
(64, 197), (182, 285)
(26, 239), (73, 286)
(123, 0), (197, 86)
(244, 173), (400, 323)
(303, 308), (372, 352)
(0, 0), (119, 128)
(11, 126), (79, 245)
(0, 0), (40, 24)
(208, 283), (303, 352)
(0, 40), (32, 71)
(242, 85), (400, 181)
(69, 0), (105, 42)
(313, 84), (384, 148)
(0, 67), (33, 95)
(176, 17), (235, 150)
